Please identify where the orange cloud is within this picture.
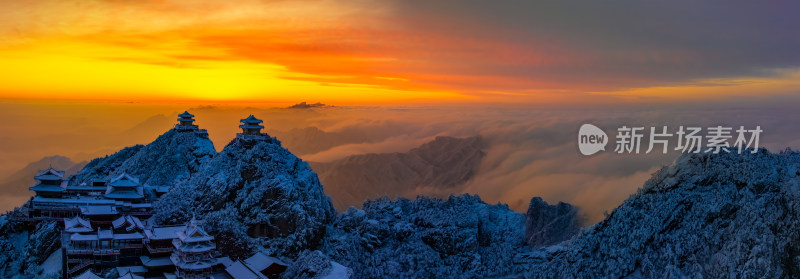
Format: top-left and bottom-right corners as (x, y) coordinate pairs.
(1, 0), (799, 104)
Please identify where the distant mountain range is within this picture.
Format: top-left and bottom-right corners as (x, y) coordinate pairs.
(310, 136), (484, 210)
(268, 123), (416, 156)
(0, 156), (85, 198)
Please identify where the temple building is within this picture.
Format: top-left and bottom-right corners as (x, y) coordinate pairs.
(26, 168), (121, 220)
(64, 177), (107, 197)
(224, 252), (287, 279)
(30, 167), (65, 198)
(26, 172), (153, 221)
(63, 226), (146, 277)
(141, 225), (187, 277)
(238, 115), (265, 137)
(105, 173), (145, 202)
(176, 111), (198, 131)
(170, 218), (222, 278)
(64, 216), (94, 234)
(112, 215), (145, 233)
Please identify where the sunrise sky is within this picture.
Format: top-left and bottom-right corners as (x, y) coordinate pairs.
(2, 0), (799, 104)
(2, 1), (800, 221)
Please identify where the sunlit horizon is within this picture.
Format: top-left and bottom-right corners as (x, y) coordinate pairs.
(3, 1), (799, 104)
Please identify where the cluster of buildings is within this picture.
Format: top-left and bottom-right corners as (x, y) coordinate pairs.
(13, 112), (287, 279)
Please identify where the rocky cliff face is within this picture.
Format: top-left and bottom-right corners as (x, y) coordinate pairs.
(310, 136), (484, 210)
(68, 129), (215, 186)
(155, 135), (336, 257)
(525, 197), (582, 249)
(525, 149), (800, 278)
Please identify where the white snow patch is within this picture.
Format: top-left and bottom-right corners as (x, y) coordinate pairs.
(320, 261), (351, 279)
(40, 249), (62, 276)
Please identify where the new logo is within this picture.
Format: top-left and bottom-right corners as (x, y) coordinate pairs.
(578, 124), (608, 155)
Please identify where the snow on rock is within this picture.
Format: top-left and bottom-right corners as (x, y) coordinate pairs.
(322, 261), (352, 279)
(69, 128), (215, 186)
(322, 194), (528, 278)
(39, 249), (61, 277)
(525, 197), (582, 249)
(524, 149), (800, 278)
(282, 250), (336, 279)
(0, 220), (60, 278)
(27, 221), (61, 268)
(0, 230), (28, 277)
(280, 250), (353, 279)
(155, 135), (335, 257)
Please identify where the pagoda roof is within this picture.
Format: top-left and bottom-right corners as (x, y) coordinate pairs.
(177, 218), (214, 243)
(225, 252), (286, 279)
(29, 184), (64, 192)
(118, 271), (145, 279)
(113, 215), (145, 232)
(225, 261), (268, 279)
(35, 174), (63, 181)
(35, 168), (64, 181)
(239, 124), (265, 129)
(240, 115), (263, 124)
(110, 173), (140, 187)
(178, 111), (195, 118)
(65, 216), (93, 233)
(176, 230), (214, 243)
(145, 225), (186, 240)
(173, 239), (216, 252)
(244, 252), (287, 271)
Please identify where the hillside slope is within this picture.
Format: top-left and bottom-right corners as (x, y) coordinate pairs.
(155, 135), (336, 257)
(68, 129), (215, 186)
(525, 149), (800, 278)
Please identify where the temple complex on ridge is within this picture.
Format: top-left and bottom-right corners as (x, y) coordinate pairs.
(7, 111), (289, 278)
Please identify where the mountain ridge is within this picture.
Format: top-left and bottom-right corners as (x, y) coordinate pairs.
(155, 135), (336, 257)
(523, 149), (800, 278)
(68, 129), (215, 186)
(310, 136), (484, 210)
